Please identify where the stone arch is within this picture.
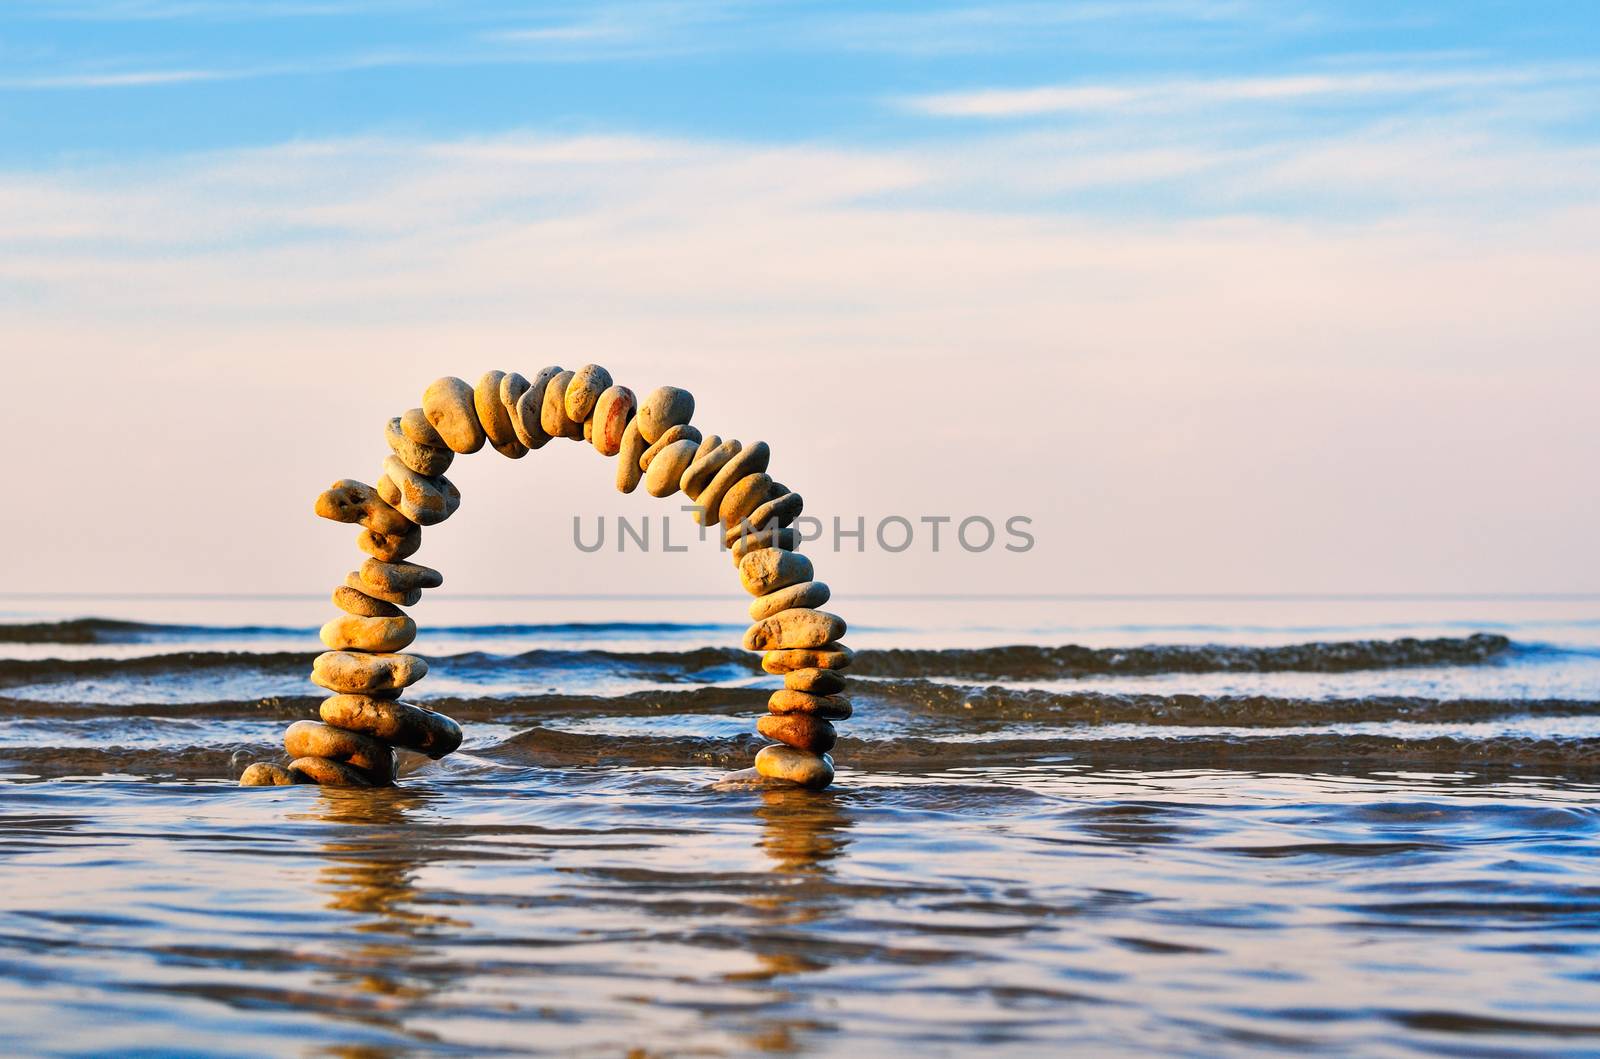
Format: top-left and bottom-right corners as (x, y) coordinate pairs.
(238, 368), (851, 792)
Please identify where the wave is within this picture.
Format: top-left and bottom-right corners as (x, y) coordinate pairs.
(0, 616), (742, 644)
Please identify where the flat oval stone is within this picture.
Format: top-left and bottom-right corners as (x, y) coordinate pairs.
(385, 416), (453, 476)
(315, 479), (412, 537)
(381, 455), (457, 526)
(757, 713), (837, 753)
(284, 720), (396, 782)
(320, 695), (463, 759)
(320, 613), (416, 652)
(344, 571), (420, 607)
(748, 580), (830, 622)
(513, 366), (563, 449)
(239, 762), (298, 786)
(743, 608), (846, 651)
(615, 419), (647, 493)
(360, 557), (443, 592)
(783, 667), (847, 695)
(769, 688), (852, 718)
(681, 438), (742, 500)
(565, 364), (613, 422)
(288, 755), (379, 788)
(541, 369), (584, 439)
(636, 386), (694, 444)
(356, 522), (421, 564)
(311, 650), (428, 695)
(727, 491), (803, 542)
(591, 385), (636, 457)
(695, 441), (769, 526)
(753, 745), (834, 790)
(761, 643), (853, 674)
(332, 584), (404, 619)
(400, 407), (446, 448)
(499, 371), (530, 425)
(718, 473), (783, 529)
(730, 526), (797, 565)
(376, 474), (401, 507)
(738, 547), (813, 597)
(475, 370), (528, 458)
(643, 438), (700, 497)
(422, 376), (486, 454)
(639, 423), (702, 469)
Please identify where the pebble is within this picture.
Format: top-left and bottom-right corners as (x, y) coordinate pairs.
(753, 744), (834, 789)
(332, 584), (404, 619)
(381, 455), (459, 526)
(476, 371), (528, 458)
(344, 571), (420, 607)
(784, 667), (847, 695)
(616, 419), (647, 493)
(591, 385), (636, 456)
(693, 433), (721, 461)
(357, 523), (422, 563)
(726, 491), (803, 543)
(422, 376), (487, 454)
(385, 416), (453, 476)
(498, 372), (530, 436)
(565, 364), (613, 422)
(541, 370), (585, 439)
(768, 688), (852, 718)
(743, 608), (846, 651)
(757, 713), (837, 753)
(730, 526), (797, 565)
(719, 473), (783, 529)
(695, 441), (769, 525)
(761, 643), (853, 674)
(681, 439), (742, 500)
(376, 474), (400, 507)
(643, 438), (700, 497)
(319, 695), (463, 759)
(311, 650), (428, 695)
(287, 755), (378, 788)
(284, 720), (396, 782)
(738, 547), (813, 596)
(639, 423), (702, 469)
(748, 580), (830, 622)
(360, 557), (443, 592)
(320, 613), (416, 652)
(513, 366), (564, 449)
(637, 386), (694, 444)
(315, 479), (413, 537)
(239, 762), (298, 786)
(400, 407), (446, 448)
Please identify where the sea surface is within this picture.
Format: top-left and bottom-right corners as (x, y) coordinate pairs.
(3, 593), (1599, 1057)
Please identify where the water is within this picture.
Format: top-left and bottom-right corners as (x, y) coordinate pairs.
(3, 594), (1599, 1056)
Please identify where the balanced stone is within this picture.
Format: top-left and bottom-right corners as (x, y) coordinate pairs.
(727, 492), (803, 542)
(400, 407), (446, 448)
(784, 667), (847, 695)
(311, 650), (428, 695)
(320, 695), (463, 759)
(582, 417), (594, 442)
(695, 441), (769, 525)
(475, 370), (528, 458)
(719, 473), (783, 529)
(565, 364), (613, 422)
(360, 557), (443, 593)
(743, 608), (846, 651)
(681, 438), (742, 500)
(636, 385), (694, 444)
(639, 423), (702, 469)
(616, 419), (647, 493)
(730, 526), (797, 565)
(591, 385), (636, 457)
(643, 438), (700, 497)
(693, 433), (721, 461)
(376, 474), (401, 507)
(284, 719), (396, 782)
(382, 455), (458, 526)
(422, 376), (487, 454)
(288, 755), (378, 788)
(499, 371), (530, 436)
(320, 613), (416, 652)
(239, 762), (297, 786)
(513, 365), (564, 449)
(769, 688), (852, 718)
(754, 744), (834, 789)
(738, 547), (813, 596)
(762, 643), (853, 674)
(757, 713), (837, 754)
(345, 571), (420, 607)
(748, 580), (830, 622)
(385, 416), (453, 476)
(357, 523), (422, 563)
(332, 584), (404, 619)
(315, 479), (412, 537)
(536, 369), (579, 439)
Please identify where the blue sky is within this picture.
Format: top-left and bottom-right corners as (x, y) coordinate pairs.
(2, 2), (1597, 595)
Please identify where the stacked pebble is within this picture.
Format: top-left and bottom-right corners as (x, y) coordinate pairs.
(239, 367), (849, 790)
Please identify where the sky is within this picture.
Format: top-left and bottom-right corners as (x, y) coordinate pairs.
(1, 0), (1597, 597)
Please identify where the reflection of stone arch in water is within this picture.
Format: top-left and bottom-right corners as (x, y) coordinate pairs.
(239, 368), (852, 792)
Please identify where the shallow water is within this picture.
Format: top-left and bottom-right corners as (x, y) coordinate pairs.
(3, 594), (1599, 1056)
